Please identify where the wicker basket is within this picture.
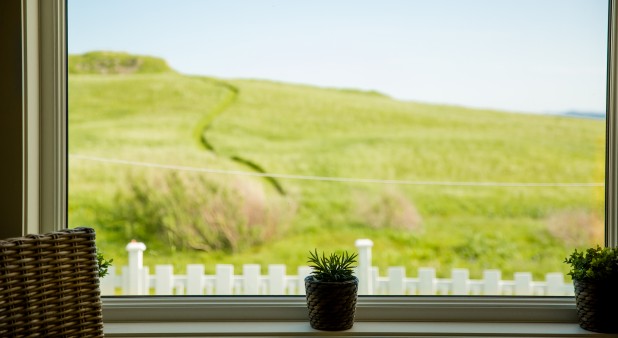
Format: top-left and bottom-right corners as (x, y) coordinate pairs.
(0, 227), (104, 337)
(305, 276), (358, 331)
(573, 279), (618, 333)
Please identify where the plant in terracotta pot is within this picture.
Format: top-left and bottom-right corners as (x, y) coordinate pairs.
(565, 246), (618, 333)
(305, 249), (358, 331)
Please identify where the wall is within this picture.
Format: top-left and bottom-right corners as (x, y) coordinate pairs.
(0, 0), (24, 238)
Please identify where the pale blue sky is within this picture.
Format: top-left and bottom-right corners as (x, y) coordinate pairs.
(68, 0), (608, 114)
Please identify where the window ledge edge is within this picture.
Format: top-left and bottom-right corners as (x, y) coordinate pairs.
(102, 296), (578, 323)
(103, 321), (610, 337)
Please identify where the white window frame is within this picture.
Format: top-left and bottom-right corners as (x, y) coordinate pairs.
(15, 0), (618, 335)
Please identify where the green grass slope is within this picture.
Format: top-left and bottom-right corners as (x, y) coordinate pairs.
(69, 53), (605, 279)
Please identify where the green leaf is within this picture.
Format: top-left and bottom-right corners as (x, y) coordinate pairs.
(564, 246), (618, 281)
(307, 249), (357, 282)
(97, 250), (114, 278)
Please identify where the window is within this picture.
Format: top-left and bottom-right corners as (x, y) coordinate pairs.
(67, 0), (609, 298)
(11, 0), (618, 334)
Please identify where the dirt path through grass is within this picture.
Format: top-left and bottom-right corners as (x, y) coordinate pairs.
(193, 77), (286, 194)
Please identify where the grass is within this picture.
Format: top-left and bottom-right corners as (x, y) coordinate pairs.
(68, 53), (605, 280)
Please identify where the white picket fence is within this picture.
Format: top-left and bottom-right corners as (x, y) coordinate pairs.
(100, 239), (575, 296)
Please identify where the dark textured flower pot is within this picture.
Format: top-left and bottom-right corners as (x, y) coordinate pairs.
(573, 279), (618, 333)
(304, 276), (358, 331)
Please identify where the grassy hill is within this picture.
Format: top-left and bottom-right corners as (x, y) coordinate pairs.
(68, 51), (173, 74)
(68, 52), (605, 279)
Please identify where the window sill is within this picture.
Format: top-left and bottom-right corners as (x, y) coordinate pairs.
(101, 296), (617, 337)
(104, 321), (612, 337)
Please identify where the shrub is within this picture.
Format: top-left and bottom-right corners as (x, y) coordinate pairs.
(112, 171), (294, 253)
(546, 209), (603, 247)
(68, 51), (173, 74)
(354, 189), (422, 231)
(454, 231), (516, 265)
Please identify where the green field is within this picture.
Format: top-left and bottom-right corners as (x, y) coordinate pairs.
(68, 52), (605, 279)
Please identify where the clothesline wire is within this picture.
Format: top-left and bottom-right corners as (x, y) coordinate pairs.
(69, 154), (604, 188)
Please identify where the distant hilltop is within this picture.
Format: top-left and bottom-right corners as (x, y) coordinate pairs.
(68, 51), (174, 74)
(562, 111), (606, 120)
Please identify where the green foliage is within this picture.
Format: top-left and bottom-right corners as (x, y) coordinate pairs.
(454, 231), (516, 263)
(97, 250), (113, 278)
(546, 210), (603, 247)
(308, 249), (358, 282)
(110, 172), (292, 253)
(565, 246), (618, 281)
(354, 189), (422, 231)
(68, 51), (173, 74)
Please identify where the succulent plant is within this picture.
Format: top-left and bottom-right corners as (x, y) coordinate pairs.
(307, 249), (357, 282)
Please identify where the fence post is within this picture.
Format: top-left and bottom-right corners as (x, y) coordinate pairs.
(298, 266), (313, 295)
(125, 240), (146, 295)
(355, 239), (374, 295)
(371, 267), (380, 294)
(100, 266), (116, 295)
(546, 272), (565, 295)
(451, 268), (469, 295)
(268, 264), (286, 295)
(483, 270), (501, 295)
(187, 264), (205, 295)
(514, 272), (532, 295)
(142, 266), (150, 294)
(155, 265), (174, 295)
(243, 264), (261, 295)
(418, 268), (436, 295)
(216, 264), (234, 295)
(388, 267), (406, 294)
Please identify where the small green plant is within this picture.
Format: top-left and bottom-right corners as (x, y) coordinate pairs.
(307, 249), (358, 282)
(564, 246), (618, 281)
(97, 251), (113, 278)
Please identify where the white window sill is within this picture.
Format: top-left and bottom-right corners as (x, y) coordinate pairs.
(101, 296), (617, 337)
(104, 322), (611, 337)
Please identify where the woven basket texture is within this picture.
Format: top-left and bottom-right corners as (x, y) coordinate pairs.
(305, 276), (358, 331)
(574, 279), (618, 333)
(0, 227), (104, 337)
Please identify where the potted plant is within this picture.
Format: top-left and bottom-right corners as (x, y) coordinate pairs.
(97, 250), (113, 278)
(304, 249), (358, 331)
(565, 246), (618, 333)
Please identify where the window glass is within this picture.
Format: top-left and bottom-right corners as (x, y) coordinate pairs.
(68, 0), (608, 296)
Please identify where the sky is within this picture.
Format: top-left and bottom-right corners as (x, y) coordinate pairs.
(68, 0), (608, 114)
